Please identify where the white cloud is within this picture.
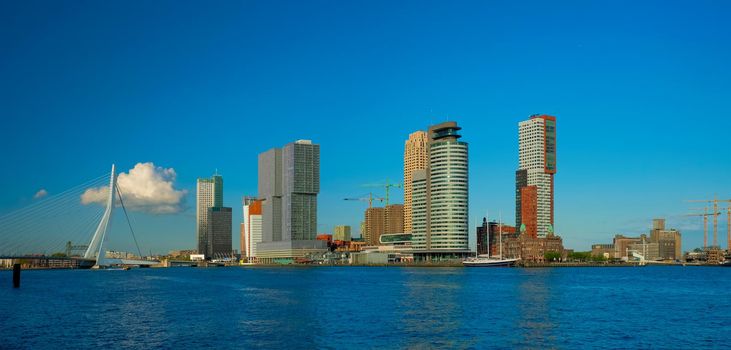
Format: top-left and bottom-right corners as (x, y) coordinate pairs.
(81, 162), (187, 214)
(33, 189), (48, 199)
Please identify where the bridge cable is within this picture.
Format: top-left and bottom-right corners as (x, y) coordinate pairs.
(116, 185), (143, 258)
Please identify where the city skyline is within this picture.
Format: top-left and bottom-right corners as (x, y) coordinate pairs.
(2, 1), (731, 254)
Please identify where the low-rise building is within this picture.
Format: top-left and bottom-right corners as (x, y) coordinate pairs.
(613, 234), (647, 259)
(591, 244), (614, 259)
(255, 240), (328, 264)
(628, 242), (659, 261)
(650, 219), (681, 260)
(502, 233), (564, 263)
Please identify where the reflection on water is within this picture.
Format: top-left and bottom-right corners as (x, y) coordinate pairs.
(515, 269), (557, 348)
(400, 268), (471, 349)
(1, 266), (730, 349)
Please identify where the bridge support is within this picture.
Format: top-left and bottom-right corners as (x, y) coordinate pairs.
(83, 164), (117, 267)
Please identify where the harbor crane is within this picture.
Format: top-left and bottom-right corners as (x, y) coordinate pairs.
(362, 180), (402, 207)
(687, 196), (731, 249)
(344, 193), (385, 209)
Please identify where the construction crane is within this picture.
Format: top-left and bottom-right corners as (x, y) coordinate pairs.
(362, 179), (402, 207)
(687, 196), (731, 249)
(686, 208), (718, 249)
(344, 193), (385, 209)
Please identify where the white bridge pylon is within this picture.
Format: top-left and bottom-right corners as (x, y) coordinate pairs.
(83, 164), (117, 267)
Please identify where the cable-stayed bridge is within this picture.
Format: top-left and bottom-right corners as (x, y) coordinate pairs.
(0, 165), (157, 268)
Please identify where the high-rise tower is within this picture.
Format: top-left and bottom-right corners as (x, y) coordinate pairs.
(411, 121), (469, 261)
(516, 115), (556, 237)
(403, 131), (428, 233)
(256, 140), (326, 262)
(196, 173), (223, 255)
(242, 196), (263, 261)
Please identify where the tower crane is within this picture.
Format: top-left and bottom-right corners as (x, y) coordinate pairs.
(344, 193), (385, 209)
(362, 179), (402, 207)
(687, 196), (731, 249)
(686, 207), (718, 249)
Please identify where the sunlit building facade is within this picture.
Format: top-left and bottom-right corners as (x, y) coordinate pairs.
(411, 122), (470, 260)
(517, 115), (556, 238)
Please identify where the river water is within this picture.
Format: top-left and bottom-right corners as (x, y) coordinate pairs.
(1, 266), (729, 349)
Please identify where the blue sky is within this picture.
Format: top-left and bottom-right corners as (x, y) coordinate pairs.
(1, 0), (730, 254)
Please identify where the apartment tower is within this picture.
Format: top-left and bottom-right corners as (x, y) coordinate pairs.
(196, 173), (223, 256)
(403, 131), (428, 233)
(516, 115), (556, 238)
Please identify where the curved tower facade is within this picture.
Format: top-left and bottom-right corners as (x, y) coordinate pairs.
(411, 121), (470, 260)
(428, 125), (469, 250)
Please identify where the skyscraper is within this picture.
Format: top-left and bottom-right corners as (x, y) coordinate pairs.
(196, 173), (223, 256)
(411, 121), (470, 261)
(207, 207), (232, 259)
(403, 131), (428, 233)
(517, 115), (556, 238)
(242, 196), (263, 261)
(256, 140), (326, 263)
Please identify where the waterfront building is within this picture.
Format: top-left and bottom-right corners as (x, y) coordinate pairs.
(403, 131), (428, 233)
(613, 234), (643, 259)
(628, 241), (659, 260)
(351, 233), (414, 264)
(411, 121), (470, 261)
(385, 204), (405, 235)
(611, 233), (663, 260)
(333, 225), (352, 242)
(196, 173), (223, 256)
(516, 115), (556, 237)
(476, 219), (518, 257)
(256, 140), (327, 263)
(476, 218), (488, 256)
(242, 196), (263, 262)
(335, 240), (367, 253)
(502, 233), (564, 263)
(379, 233), (413, 248)
(706, 248), (725, 264)
(365, 207), (385, 246)
(490, 222), (517, 257)
(591, 244), (615, 259)
(364, 204), (404, 246)
(520, 185), (539, 238)
(649, 218), (681, 260)
(207, 207), (232, 259)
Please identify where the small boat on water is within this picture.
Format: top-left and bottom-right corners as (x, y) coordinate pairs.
(463, 256), (519, 267)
